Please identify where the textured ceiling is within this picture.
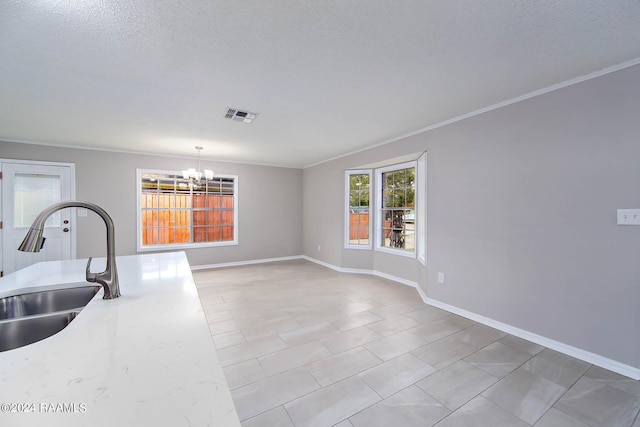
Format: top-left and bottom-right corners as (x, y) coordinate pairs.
(1, 1), (640, 168)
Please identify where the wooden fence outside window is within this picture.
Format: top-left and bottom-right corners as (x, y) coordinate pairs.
(141, 193), (234, 246)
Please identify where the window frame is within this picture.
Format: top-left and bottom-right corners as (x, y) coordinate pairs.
(136, 168), (239, 252)
(416, 153), (427, 265)
(344, 169), (373, 250)
(375, 161), (417, 258)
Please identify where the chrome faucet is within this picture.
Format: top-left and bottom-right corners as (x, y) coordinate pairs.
(18, 201), (121, 299)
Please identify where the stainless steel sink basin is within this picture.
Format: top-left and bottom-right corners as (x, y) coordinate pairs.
(0, 310), (79, 352)
(0, 284), (101, 352)
(0, 285), (100, 320)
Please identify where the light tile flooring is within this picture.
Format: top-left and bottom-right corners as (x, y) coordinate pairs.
(193, 260), (640, 427)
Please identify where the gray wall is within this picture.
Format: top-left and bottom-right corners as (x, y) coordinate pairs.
(303, 64), (640, 370)
(2, 64), (638, 371)
(0, 142), (303, 267)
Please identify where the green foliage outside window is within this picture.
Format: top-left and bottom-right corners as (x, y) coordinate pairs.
(349, 174), (370, 208)
(381, 166), (415, 251)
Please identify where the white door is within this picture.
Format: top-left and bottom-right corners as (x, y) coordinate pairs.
(1, 161), (75, 276)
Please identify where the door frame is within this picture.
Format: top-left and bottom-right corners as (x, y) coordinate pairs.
(0, 158), (77, 276)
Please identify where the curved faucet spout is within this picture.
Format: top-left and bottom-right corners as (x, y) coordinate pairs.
(18, 201), (121, 299)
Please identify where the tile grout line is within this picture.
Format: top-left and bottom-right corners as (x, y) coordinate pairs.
(534, 363), (594, 426)
(193, 263), (638, 427)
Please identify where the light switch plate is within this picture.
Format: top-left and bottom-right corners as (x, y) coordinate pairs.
(617, 209), (640, 225)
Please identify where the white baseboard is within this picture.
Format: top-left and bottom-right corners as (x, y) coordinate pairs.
(371, 270), (421, 289)
(190, 255), (304, 271)
(424, 298), (640, 380)
(302, 256), (640, 380)
(191, 254), (640, 380)
(300, 255), (347, 272)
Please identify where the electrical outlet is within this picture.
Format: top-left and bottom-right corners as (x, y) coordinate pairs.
(617, 209), (640, 225)
(438, 272), (445, 284)
(317, 244), (321, 252)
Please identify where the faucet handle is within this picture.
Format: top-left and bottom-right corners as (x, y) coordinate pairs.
(86, 257), (98, 283)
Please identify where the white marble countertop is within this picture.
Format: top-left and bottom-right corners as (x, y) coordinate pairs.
(0, 252), (241, 426)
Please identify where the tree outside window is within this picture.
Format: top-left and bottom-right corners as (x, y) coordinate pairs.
(345, 170), (372, 248)
(380, 165), (415, 252)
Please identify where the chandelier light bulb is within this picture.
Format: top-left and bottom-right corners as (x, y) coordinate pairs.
(183, 147), (214, 187)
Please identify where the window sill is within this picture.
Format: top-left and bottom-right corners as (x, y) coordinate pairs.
(344, 244), (372, 250)
(137, 240), (238, 252)
(375, 246), (417, 258)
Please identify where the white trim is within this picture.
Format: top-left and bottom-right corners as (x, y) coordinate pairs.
(0, 158), (77, 264)
(188, 253), (640, 380)
(136, 168), (239, 252)
(302, 255), (420, 285)
(300, 255), (367, 275)
(416, 152), (427, 266)
(301, 255), (343, 272)
(191, 255), (304, 270)
(139, 240), (239, 252)
(344, 169), (372, 250)
(371, 270), (421, 289)
(301, 255), (640, 380)
(0, 158), (76, 169)
(375, 161), (417, 258)
(375, 246), (416, 258)
(424, 297), (640, 381)
(303, 57), (640, 169)
(375, 160), (418, 176)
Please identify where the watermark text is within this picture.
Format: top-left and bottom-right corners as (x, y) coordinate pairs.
(1, 402), (87, 413)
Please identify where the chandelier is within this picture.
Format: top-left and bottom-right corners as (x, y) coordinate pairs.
(182, 146), (213, 189)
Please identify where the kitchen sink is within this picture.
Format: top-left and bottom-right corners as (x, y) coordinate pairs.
(0, 285), (100, 320)
(0, 310), (80, 352)
(0, 284), (100, 352)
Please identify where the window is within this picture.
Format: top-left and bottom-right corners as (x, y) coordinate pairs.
(376, 162), (416, 257)
(344, 170), (372, 249)
(136, 169), (238, 251)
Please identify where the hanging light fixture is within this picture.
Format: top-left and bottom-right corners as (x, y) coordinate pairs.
(182, 146), (214, 189)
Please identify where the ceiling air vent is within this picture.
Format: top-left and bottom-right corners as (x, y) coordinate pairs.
(225, 108), (258, 123)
